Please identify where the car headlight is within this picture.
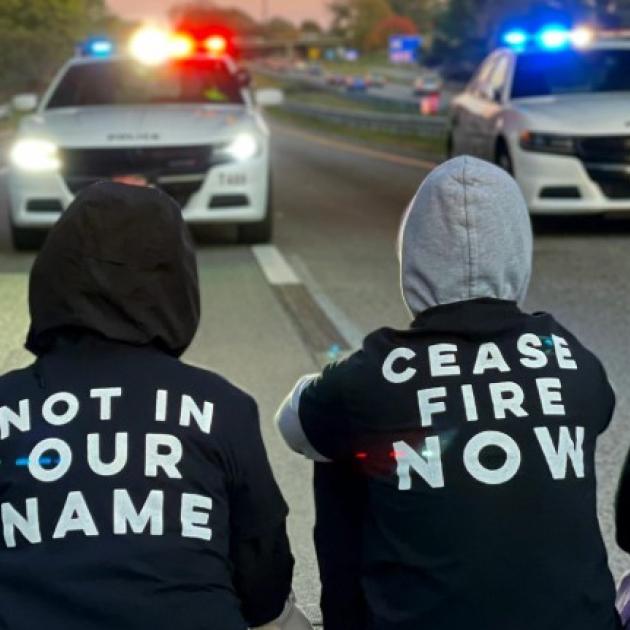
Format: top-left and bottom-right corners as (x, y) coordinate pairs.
(224, 133), (259, 161)
(519, 132), (576, 156)
(10, 139), (61, 172)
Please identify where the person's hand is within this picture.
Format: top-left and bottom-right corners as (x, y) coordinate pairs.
(251, 593), (313, 630)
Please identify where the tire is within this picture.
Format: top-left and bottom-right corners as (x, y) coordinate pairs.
(10, 223), (46, 251)
(446, 134), (455, 159)
(237, 208), (273, 244)
(237, 183), (273, 245)
(496, 141), (514, 175)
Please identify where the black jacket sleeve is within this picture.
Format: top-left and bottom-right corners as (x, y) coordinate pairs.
(227, 398), (294, 627)
(616, 449), (630, 553)
(230, 524), (294, 627)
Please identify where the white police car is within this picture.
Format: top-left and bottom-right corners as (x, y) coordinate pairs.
(448, 26), (630, 215)
(7, 29), (283, 249)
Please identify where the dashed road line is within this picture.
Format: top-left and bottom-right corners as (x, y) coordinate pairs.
(251, 244), (300, 285)
(251, 244), (356, 366)
(274, 123), (438, 170)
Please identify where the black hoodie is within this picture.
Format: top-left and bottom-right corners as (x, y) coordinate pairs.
(0, 182), (292, 630)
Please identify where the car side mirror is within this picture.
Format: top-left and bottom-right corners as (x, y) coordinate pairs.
(255, 88), (284, 107)
(236, 69), (252, 88)
(12, 93), (38, 113)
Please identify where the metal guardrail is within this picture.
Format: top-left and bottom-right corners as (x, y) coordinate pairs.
(282, 101), (448, 138)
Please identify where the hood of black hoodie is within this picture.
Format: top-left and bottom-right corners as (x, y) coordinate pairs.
(26, 181), (200, 357)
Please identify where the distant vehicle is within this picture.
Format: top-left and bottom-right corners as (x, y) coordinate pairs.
(365, 73), (386, 89)
(448, 26), (630, 215)
(345, 75), (367, 92)
(307, 64), (323, 77)
(326, 73), (345, 86)
(7, 29), (284, 249)
(413, 74), (443, 96)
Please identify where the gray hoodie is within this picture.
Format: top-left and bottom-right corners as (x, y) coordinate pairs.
(277, 156), (534, 458)
(399, 155), (533, 316)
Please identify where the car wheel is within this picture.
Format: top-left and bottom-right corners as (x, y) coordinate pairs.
(10, 223), (46, 251)
(496, 143), (514, 175)
(237, 185), (273, 245)
(446, 134), (455, 158)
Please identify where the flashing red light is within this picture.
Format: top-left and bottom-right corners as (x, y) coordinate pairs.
(205, 35), (228, 56)
(355, 452), (368, 460)
(169, 33), (196, 58)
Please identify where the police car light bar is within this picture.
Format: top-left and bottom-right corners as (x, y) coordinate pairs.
(79, 38), (114, 58)
(128, 26), (229, 65)
(502, 25), (595, 51)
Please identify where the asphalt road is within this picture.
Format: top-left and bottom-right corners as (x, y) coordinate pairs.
(1, 123), (630, 623)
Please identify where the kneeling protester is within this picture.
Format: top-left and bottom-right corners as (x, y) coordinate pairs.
(0, 182), (301, 630)
(276, 157), (621, 630)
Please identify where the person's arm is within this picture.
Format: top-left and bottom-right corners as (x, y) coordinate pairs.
(228, 398), (294, 627)
(275, 374), (330, 462)
(230, 525), (294, 627)
(275, 361), (357, 463)
(616, 450), (630, 553)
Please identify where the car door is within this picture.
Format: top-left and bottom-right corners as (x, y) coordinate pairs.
(451, 55), (497, 157)
(476, 54), (512, 161)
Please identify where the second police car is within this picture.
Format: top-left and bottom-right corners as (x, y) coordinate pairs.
(8, 28), (283, 249)
(448, 25), (630, 215)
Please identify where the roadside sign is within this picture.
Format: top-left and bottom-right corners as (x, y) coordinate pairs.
(389, 35), (423, 64)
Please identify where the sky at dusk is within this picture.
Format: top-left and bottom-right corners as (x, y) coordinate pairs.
(106, 0), (331, 26)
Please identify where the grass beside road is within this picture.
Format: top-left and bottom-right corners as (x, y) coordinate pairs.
(254, 71), (446, 161)
(266, 106), (446, 161)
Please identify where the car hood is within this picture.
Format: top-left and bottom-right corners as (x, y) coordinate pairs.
(20, 104), (255, 147)
(513, 92), (630, 135)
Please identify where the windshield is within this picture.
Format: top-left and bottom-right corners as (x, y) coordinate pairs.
(45, 58), (244, 109)
(511, 49), (630, 99)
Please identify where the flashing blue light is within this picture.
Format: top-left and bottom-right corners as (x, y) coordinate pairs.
(86, 38), (113, 57)
(503, 29), (528, 47)
(538, 26), (570, 50)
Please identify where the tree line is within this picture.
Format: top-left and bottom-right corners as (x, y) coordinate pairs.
(3, 0), (630, 100)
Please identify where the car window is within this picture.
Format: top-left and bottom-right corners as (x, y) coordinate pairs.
(512, 48), (630, 98)
(46, 58), (244, 109)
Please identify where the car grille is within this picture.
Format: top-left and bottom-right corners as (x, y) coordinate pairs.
(583, 164), (630, 200)
(577, 136), (630, 164)
(576, 136), (630, 200)
(60, 146), (213, 207)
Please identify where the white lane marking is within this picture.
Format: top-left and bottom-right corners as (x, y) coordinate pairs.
(251, 244), (301, 286)
(252, 244), (365, 352)
(289, 254), (364, 349)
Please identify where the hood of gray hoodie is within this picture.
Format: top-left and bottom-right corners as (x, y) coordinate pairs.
(399, 156), (533, 316)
